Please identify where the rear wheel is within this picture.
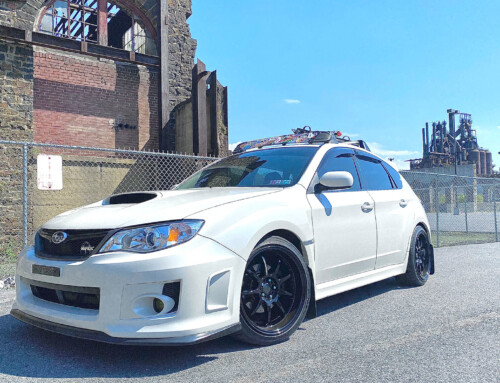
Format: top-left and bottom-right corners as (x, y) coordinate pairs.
(235, 236), (311, 346)
(396, 226), (432, 286)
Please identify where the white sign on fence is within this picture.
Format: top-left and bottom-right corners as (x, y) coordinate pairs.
(37, 154), (63, 190)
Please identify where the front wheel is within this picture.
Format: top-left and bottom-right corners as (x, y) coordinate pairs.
(234, 236), (311, 346)
(396, 226), (434, 287)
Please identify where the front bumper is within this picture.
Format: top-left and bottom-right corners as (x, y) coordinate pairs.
(12, 235), (246, 345)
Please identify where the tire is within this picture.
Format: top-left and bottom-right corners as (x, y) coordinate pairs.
(396, 226), (432, 287)
(234, 236), (311, 346)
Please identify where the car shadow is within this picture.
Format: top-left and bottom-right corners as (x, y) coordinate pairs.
(0, 312), (255, 379)
(0, 277), (408, 379)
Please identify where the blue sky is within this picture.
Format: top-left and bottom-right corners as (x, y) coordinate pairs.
(189, 0), (500, 170)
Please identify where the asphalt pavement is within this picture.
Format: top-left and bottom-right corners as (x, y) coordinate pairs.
(0, 242), (498, 383)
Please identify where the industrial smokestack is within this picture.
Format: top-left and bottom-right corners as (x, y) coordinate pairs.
(485, 151), (493, 175)
(480, 150), (486, 176)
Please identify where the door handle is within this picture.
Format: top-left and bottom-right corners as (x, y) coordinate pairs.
(399, 199), (408, 208)
(361, 202), (374, 212)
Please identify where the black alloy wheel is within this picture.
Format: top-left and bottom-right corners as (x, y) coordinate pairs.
(414, 231), (431, 282)
(396, 226), (433, 287)
(235, 236), (311, 345)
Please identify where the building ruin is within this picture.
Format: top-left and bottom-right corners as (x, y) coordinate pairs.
(0, 0), (228, 156)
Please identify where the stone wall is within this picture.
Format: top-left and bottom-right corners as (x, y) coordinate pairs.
(0, 40), (33, 257)
(167, 0), (197, 112)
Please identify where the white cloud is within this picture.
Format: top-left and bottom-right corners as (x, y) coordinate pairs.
(497, 126), (500, 130)
(228, 142), (241, 152)
(366, 142), (419, 171)
(284, 99), (301, 104)
(367, 142), (419, 157)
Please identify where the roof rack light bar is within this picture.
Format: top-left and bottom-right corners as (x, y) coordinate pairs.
(232, 127), (370, 154)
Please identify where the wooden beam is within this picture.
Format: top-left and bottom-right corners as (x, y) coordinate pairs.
(97, 0), (108, 46)
(159, 0), (169, 150)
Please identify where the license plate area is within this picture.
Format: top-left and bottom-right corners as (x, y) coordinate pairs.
(32, 264), (61, 277)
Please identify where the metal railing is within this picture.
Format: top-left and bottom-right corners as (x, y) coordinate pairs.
(0, 140), (498, 259)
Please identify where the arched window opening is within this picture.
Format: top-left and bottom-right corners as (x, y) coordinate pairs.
(40, 0), (98, 42)
(39, 0), (157, 56)
(107, 3), (156, 55)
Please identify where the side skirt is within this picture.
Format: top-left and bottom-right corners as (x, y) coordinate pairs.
(315, 263), (407, 301)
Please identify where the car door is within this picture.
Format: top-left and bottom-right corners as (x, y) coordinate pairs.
(354, 152), (412, 269)
(306, 148), (377, 284)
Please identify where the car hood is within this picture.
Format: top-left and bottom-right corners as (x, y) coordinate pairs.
(43, 188), (281, 230)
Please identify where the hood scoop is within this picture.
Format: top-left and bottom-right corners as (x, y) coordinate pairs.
(103, 192), (159, 205)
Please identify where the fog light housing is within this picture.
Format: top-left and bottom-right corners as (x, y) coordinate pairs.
(153, 298), (164, 313)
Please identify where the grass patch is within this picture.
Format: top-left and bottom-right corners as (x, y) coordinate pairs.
(433, 231), (498, 247)
(0, 238), (20, 279)
(0, 262), (16, 279)
(0, 238), (20, 263)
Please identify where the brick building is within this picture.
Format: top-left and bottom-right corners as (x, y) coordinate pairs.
(0, 0), (228, 156)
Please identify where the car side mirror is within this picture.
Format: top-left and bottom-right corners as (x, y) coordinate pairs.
(318, 171), (353, 192)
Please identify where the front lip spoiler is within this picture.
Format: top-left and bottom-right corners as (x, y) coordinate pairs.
(10, 309), (241, 346)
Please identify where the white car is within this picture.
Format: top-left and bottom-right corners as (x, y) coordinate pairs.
(11, 130), (434, 346)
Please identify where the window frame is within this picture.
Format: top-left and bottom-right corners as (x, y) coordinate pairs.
(37, 0), (158, 55)
(354, 151), (400, 191)
(308, 147), (362, 194)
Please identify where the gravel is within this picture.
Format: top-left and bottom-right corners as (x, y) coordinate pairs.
(0, 242), (498, 383)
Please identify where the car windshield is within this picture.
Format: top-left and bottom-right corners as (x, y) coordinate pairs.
(176, 146), (318, 189)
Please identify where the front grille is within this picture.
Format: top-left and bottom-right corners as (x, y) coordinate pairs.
(22, 277), (100, 310)
(36, 228), (112, 260)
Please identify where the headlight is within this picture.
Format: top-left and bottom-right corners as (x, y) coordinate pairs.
(99, 220), (204, 254)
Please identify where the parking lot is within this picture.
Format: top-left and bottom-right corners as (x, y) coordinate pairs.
(0, 242), (498, 383)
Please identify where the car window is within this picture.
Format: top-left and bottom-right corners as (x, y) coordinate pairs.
(176, 147), (318, 189)
(316, 148), (361, 191)
(382, 162), (403, 189)
(355, 153), (393, 191)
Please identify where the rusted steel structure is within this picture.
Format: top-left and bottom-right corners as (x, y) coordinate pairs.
(409, 109), (494, 176)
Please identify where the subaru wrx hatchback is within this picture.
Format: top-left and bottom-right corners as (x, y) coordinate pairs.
(12, 130), (434, 346)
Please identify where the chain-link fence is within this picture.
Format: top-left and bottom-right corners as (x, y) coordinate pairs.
(0, 140), (217, 257)
(401, 171), (500, 248)
(0, 140), (499, 261)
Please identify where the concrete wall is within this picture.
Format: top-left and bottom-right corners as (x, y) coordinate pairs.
(410, 164), (476, 177)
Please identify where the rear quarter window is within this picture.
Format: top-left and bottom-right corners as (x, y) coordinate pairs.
(355, 154), (393, 191)
(383, 162), (403, 189)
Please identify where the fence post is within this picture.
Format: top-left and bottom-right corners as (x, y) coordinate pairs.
(494, 185), (498, 243)
(435, 176), (440, 248)
(464, 193), (468, 234)
(22, 143), (28, 248)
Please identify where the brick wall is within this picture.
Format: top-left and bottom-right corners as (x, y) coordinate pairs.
(33, 47), (159, 151)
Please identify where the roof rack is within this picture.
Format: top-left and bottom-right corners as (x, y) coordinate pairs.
(232, 126), (371, 154)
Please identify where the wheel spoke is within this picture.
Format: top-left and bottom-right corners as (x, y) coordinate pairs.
(245, 268), (259, 280)
(265, 304), (272, 326)
(262, 256), (269, 276)
(276, 300), (286, 315)
(242, 289), (260, 296)
(280, 274), (291, 284)
(273, 260), (282, 277)
(280, 289), (293, 297)
(250, 299), (263, 316)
